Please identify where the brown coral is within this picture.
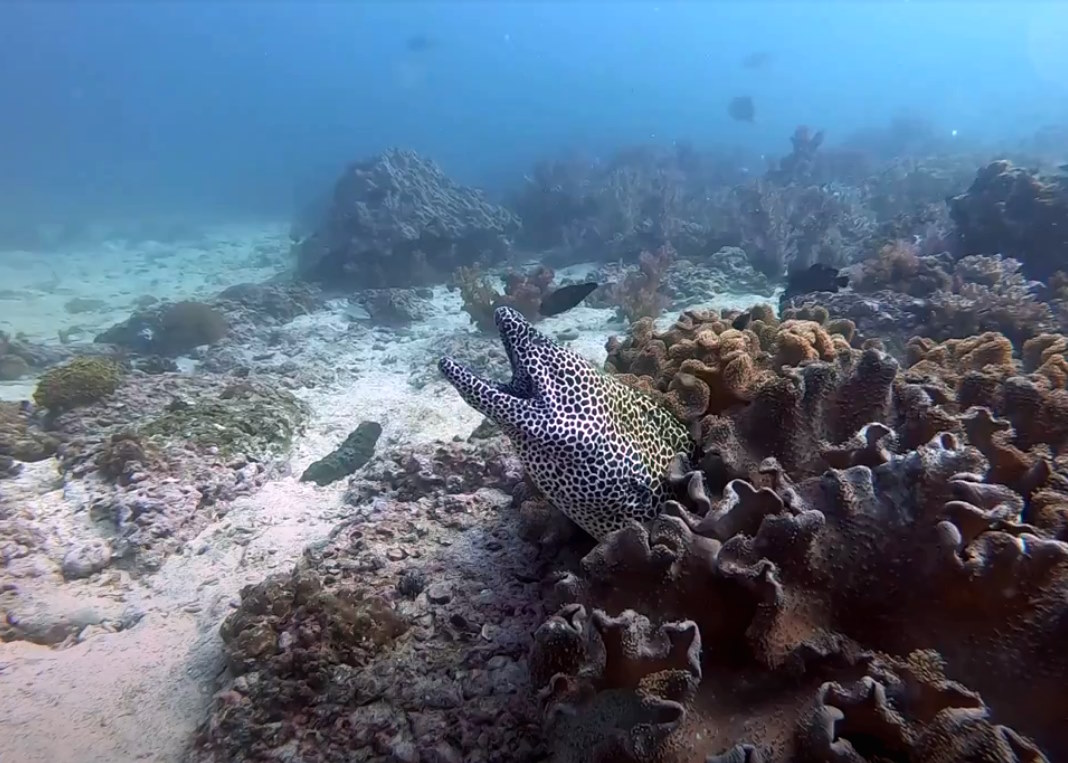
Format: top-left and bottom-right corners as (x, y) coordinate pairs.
(452, 264), (556, 331)
(852, 239), (952, 297)
(532, 319), (1068, 762)
(603, 243), (676, 323)
(605, 306), (855, 425)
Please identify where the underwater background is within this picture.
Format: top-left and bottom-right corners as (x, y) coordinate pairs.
(2, 2), (1068, 762)
(3, 0), (1068, 231)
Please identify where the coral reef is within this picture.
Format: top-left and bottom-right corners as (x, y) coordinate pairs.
(296, 149), (521, 289)
(658, 247), (775, 310)
(95, 283), (324, 360)
(33, 356), (123, 413)
(300, 420), (383, 486)
(605, 306), (857, 424)
(507, 145), (733, 262)
(852, 240), (953, 297)
(95, 300), (229, 356)
(729, 179), (875, 279)
(531, 322), (1068, 761)
(950, 160), (1068, 281)
(924, 255), (1054, 346)
(789, 247), (1056, 353)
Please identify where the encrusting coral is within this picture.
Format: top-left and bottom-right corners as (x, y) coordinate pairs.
(524, 309), (1068, 761)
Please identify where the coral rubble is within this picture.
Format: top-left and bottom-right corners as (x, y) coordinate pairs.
(194, 435), (549, 762)
(52, 373), (307, 571)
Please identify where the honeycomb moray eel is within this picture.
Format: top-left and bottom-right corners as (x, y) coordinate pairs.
(439, 306), (695, 539)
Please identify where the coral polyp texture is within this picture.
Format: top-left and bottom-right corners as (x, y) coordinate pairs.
(295, 148), (520, 289)
(529, 314), (1068, 762)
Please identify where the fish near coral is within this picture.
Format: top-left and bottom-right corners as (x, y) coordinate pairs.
(538, 281), (601, 317)
(439, 306), (695, 540)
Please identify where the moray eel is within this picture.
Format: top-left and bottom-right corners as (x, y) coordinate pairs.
(439, 306), (694, 539)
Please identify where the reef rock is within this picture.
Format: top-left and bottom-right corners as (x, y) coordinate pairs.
(53, 373), (307, 571)
(194, 435), (549, 763)
(950, 160), (1068, 281)
(296, 149), (520, 289)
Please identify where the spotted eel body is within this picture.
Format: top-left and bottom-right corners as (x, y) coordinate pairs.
(438, 306), (694, 539)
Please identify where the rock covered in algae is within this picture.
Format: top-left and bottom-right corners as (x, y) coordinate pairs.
(138, 379), (306, 459)
(300, 420), (383, 486)
(32, 356), (123, 412)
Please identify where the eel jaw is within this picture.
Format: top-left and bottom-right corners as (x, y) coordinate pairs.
(493, 306), (537, 399)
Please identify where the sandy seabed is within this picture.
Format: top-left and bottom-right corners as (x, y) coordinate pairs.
(0, 227), (767, 763)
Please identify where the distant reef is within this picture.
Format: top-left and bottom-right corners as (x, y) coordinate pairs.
(294, 148), (520, 289)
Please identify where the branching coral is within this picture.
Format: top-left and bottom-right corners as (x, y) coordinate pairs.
(531, 316), (1068, 761)
(730, 180), (874, 280)
(924, 255), (1054, 346)
(603, 244), (676, 322)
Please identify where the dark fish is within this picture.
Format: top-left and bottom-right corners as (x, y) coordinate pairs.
(300, 420), (382, 486)
(741, 51), (772, 69)
(731, 311), (751, 331)
(780, 263), (849, 306)
(405, 34), (435, 52)
(538, 282), (600, 316)
(728, 96), (755, 123)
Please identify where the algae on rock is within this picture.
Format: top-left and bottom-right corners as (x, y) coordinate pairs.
(138, 380), (307, 459)
(33, 356), (123, 412)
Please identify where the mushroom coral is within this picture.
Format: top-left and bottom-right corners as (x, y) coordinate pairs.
(532, 318), (1068, 762)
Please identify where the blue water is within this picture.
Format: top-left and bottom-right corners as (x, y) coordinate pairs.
(1, 1), (1066, 227)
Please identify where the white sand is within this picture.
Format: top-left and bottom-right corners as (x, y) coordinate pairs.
(0, 222), (291, 343)
(0, 238), (775, 763)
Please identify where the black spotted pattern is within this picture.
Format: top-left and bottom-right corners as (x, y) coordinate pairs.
(439, 306), (693, 539)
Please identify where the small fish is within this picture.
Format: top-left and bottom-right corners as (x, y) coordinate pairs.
(728, 96), (755, 123)
(731, 311), (751, 331)
(405, 34), (435, 53)
(741, 51), (772, 70)
(538, 282), (601, 317)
